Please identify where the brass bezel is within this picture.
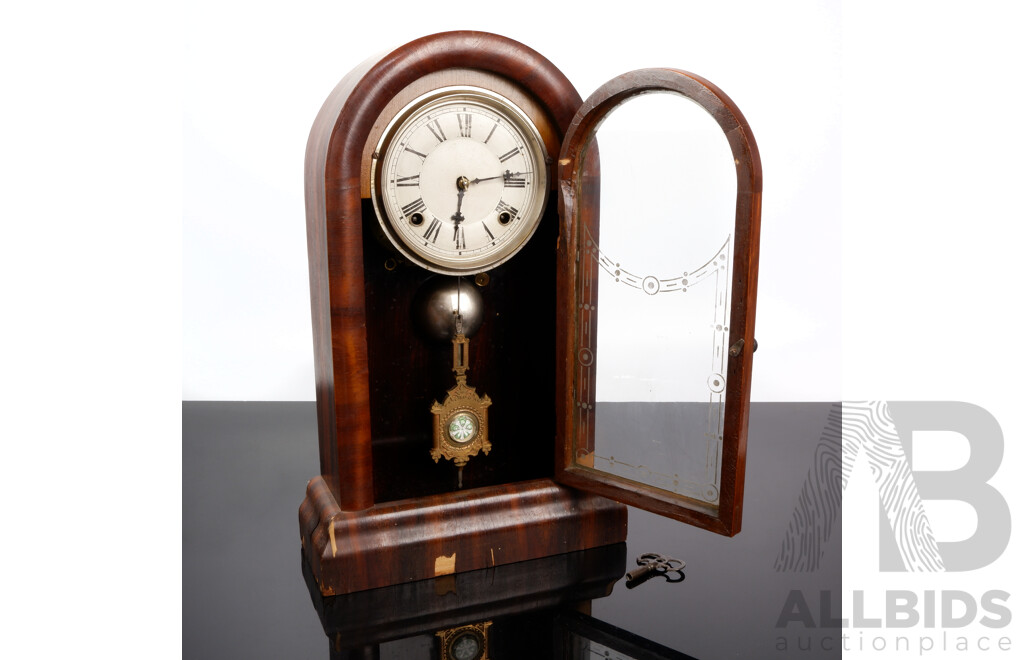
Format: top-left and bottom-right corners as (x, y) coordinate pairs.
(436, 621), (492, 660)
(370, 86), (549, 275)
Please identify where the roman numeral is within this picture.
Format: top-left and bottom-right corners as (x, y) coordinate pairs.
(423, 218), (442, 243)
(395, 174), (420, 187)
(496, 200), (519, 218)
(426, 119), (447, 143)
(498, 147), (520, 163)
(504, 175), (527, 188)
(457, 113), (472, 138)
(484, 124), (497, 144)
(401, 198), (426, 216)
(404, 146), (427, 160)
(453, 224), (465, 250)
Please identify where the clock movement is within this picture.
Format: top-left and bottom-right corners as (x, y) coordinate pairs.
(299, 31), (761, 595)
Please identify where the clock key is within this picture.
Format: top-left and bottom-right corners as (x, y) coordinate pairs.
(625, 552), (685, 588)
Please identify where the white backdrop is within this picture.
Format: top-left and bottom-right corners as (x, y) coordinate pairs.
(841, 3), (1024, 658)
(182, 0), (841, 401)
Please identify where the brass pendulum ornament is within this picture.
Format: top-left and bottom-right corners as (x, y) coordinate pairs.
(430, 280), (492, 488)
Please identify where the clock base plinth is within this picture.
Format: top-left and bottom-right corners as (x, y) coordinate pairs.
(299, 477), (627, 596)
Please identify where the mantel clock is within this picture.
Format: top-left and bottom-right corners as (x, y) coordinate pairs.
(299, 31), (762, 595)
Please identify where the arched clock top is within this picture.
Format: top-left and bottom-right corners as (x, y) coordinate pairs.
(558, 67), (761, 226)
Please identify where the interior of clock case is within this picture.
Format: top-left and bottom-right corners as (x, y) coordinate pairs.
(360, 195), (560, 502)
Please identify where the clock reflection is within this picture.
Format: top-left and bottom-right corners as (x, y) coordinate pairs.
(450, 632), (481, 659)
(303, 543), (699, 660)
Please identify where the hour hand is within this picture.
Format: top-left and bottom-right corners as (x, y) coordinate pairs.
(451, 181), (467, 223)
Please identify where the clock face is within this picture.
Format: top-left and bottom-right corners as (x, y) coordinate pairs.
(371, 87), (549, 275)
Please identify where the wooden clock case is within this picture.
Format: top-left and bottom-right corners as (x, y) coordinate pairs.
(302, 544), (626, 649)
(299, 31), (627, 596)
(299, 31), (762, 596)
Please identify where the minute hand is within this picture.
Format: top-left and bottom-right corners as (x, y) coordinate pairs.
(469, 170), (530, 185)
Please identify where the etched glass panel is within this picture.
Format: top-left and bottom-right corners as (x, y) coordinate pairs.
(572, 93), (737, 505)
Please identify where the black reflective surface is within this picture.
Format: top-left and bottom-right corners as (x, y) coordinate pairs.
(183, 402), (840, 659)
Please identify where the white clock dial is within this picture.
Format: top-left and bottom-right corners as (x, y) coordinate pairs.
(371, 87), (549, 274)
